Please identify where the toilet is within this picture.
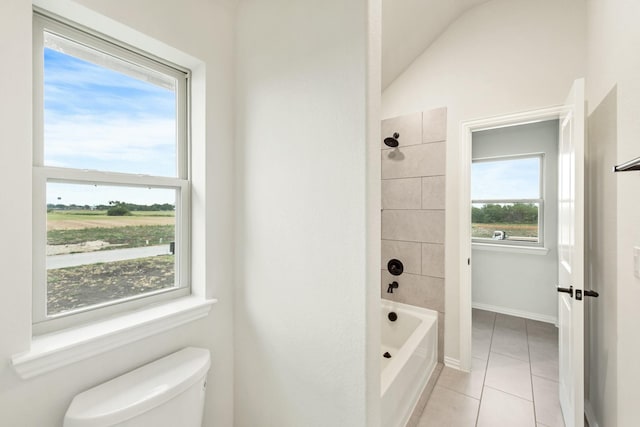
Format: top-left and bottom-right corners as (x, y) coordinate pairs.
(64, 347), (210, 427)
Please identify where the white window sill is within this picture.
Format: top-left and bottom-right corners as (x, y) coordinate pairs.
(472, 242), (550, 256)
(11, 296), (216, 379)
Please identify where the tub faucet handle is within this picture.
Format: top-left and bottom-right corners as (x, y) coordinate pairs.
(387, 281), (399, 293)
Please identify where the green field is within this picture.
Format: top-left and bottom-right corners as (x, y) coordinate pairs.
(47, 210), (175, 221)
(47, 224), (175, 249)
(47, 209), (175, 251)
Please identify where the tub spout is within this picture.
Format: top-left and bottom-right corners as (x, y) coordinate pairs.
(387, 281), (399, 293)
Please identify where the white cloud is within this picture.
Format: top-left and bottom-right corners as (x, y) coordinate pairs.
(44, 114), (177, 176)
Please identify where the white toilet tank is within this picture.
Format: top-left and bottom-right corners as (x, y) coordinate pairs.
(64, 347), (210, 427)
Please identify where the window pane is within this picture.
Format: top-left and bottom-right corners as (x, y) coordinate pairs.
(43, 32), (178, 177)
(472, 157), (540, 200)
(471, 203), (539, 242)
(46, 182), (177, 316)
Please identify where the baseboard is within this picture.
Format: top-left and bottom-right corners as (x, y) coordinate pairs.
(443, 356), (460, 370)
(584, 400), (600, 427)
(472, 302), (557, 325)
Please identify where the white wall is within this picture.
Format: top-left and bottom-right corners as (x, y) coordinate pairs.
(234, 0), (380, 426)
(586, 0), (640, 425)
(382, 0), (586, 362)
(472, 120), (559, 322)
(0, 1), (236, 425)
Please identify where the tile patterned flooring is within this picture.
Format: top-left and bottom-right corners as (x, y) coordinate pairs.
(416, 309), (565, 427)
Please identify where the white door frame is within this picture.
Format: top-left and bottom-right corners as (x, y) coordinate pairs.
(458, 106), (565, 372)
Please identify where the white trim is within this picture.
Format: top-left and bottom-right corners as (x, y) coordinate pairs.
(584, 400), (600, 427)
(459, 106), (565, 371)
(471, 153), (545, 248)
(32, 9), (192, 331)
(443, 356), (462, 371)
(472, 242), (550, 255)
(33, 0), (203, 70)
(459, 118), (473, 372)
(12, 296), (216, 379)
(471, 302), (557, 325)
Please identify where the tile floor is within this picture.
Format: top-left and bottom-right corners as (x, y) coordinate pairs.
(417, 309), (564, 427)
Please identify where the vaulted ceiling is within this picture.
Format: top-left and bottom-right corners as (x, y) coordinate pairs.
(382, 0), (490, 88)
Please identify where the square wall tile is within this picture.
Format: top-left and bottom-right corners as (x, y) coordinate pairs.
(382, 142), (446, 179)
(422, 243), (444, 278)
(382, 178), (422, 209)
(381, 271), (444, 312)
(382, 240), (421, 275)
(382, 210), (445, 243)
(422, 107), (447, 143)
(382, 112), (422, 148)
(422, 176), (445, 209)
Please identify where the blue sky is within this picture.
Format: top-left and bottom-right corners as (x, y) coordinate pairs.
(471, 157), (540, 200)
(44, 45), (177, 206)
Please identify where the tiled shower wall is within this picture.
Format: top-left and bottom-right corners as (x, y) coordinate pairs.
(381, 107), (446, 362)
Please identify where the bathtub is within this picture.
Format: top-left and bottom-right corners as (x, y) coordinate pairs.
(381, 300), (438, 427)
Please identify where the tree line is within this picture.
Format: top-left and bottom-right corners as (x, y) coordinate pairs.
(47, 202), (175, 212)
(472, 203), (538, 224)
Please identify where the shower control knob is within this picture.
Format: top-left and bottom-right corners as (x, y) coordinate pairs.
(388, 259), (404, 276)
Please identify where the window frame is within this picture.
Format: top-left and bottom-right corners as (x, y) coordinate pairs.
(32, 12), (192, 334)
(471, 153), (545, 247)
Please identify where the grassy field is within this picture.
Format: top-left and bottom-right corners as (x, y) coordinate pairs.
(47, 224), (175, 249)
(472, 223), (538, 239)
(47, 210), (175, 220)
(47, 210), (174, 231)
(46, 211), (176, 313)
(47, 255), (174, 315)
(47, 210), (175, 252)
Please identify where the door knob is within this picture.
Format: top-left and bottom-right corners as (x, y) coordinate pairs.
(577, 289), (599, 300)
(557, 285), (573, 297)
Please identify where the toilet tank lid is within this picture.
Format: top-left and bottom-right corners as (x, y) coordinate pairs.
(64, 347), (210, 427)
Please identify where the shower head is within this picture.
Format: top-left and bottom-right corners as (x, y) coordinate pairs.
(384, 132), (400, 148)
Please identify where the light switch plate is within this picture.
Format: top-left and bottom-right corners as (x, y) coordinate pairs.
(634, 247), (640, 279)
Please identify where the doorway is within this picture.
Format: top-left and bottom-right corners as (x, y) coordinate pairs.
(470, 120), (564, 425)
(458, 106), (568, 373)
(457, 79), (587, 426)
(470, 120), (559, 324)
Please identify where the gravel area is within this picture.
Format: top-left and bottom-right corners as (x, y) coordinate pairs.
(47, 255), (175, 315)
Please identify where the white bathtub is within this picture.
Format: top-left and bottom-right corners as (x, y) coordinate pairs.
(381, 300), (438, 427)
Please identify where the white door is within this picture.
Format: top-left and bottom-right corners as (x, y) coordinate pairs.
(557, 78), (586, 427)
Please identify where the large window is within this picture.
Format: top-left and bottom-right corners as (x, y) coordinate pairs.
(33, 13), (190, 332)
(471, 154), (544, 246)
